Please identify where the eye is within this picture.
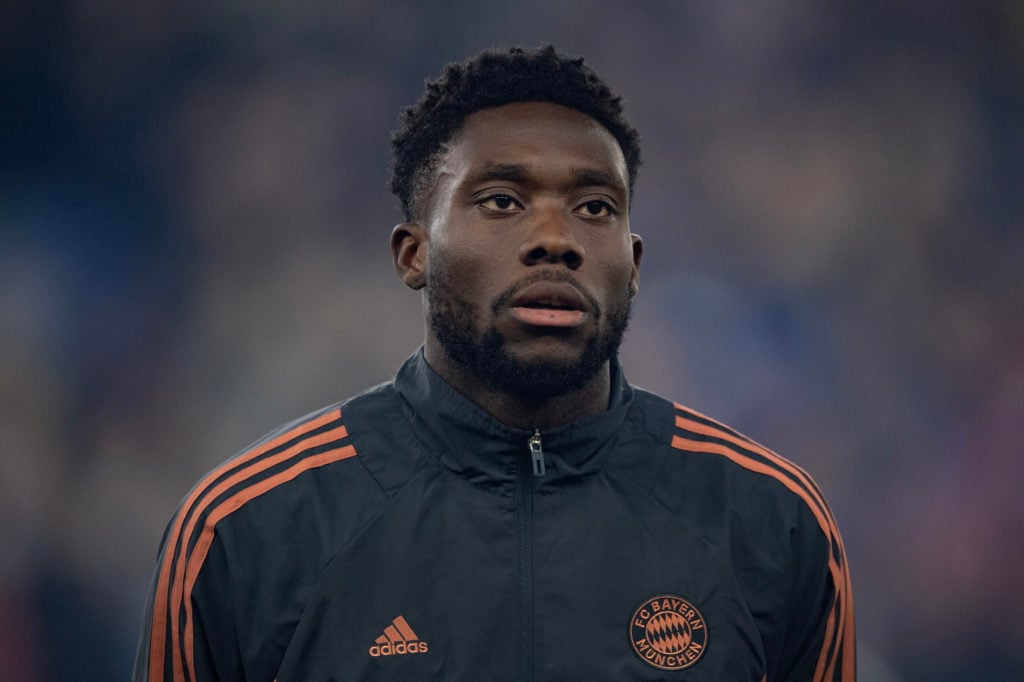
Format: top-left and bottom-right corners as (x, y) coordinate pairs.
(575, 200), (615, 218)
(478, 194), (521, 211)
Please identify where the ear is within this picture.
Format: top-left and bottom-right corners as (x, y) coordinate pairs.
(628, 233), (643, 297)
(391, 222), (428, 290)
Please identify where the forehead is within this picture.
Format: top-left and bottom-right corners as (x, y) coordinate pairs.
(441, 102), (628, 189)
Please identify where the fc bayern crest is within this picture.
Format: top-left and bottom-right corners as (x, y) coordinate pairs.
(629, 594), (707, 671)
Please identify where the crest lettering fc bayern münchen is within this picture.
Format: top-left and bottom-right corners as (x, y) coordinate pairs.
(629, 594), (707, 671)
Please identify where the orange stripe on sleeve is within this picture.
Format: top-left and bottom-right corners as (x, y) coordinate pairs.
(672, 433), (845, 577)
(673, 404), (850, 572)
(169, 424), (348, 681)
(146, 408), (341, 682)
(182, 444), (357, 682)
(671, 403), (854, 681)
(673, 433), (852, 681)
(674, 406), (832, 510)
(814, 590), (841, 681)
(674, 413), (838, 556)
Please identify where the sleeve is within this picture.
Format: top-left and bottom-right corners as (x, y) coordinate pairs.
(132, 510), (245, 682)
(772, 496), (856, 682)
(132, 405), (357, 681)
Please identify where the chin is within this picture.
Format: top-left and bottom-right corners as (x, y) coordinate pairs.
(430, 293), (630, 399)
(480, 335), (612, 398)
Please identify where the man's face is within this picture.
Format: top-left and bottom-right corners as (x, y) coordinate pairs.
(418, 102), (642, 398)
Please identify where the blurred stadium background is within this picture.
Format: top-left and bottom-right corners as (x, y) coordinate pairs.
(2, 1), (1022, 680)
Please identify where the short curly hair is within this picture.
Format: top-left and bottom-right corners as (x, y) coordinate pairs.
(389, 45), (642, 222)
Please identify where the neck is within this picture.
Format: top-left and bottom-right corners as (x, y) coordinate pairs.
(423, 342), (612, 431)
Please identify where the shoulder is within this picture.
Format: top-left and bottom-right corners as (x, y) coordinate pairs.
(160, 380), (419, 571)
(190, 385), (384, 519)
(624, 390), (829, 511)
(141, 383), (415, 682)
(618, 388), (844, 558)
(618, 389), (852, 615)
(670, 401), (829, 514)
(655, 402), (855, 679)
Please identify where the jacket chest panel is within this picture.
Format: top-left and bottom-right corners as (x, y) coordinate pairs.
(274, 471), (767, 681)
(531, 481), (766, 680)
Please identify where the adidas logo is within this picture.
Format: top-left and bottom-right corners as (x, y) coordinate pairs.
(367, 615), (429, 657)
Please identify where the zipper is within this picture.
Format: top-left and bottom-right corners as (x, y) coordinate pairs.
(517, 429), (544, 681)
(528, 429), (546, 477)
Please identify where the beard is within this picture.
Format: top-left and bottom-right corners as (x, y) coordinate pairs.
(427, 265), (632, 400)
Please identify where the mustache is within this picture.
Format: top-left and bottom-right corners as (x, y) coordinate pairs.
(490, 270), (602, 320)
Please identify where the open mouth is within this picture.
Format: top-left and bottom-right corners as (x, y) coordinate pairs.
(522, 300), (576, 310)
(511, 281), (586, 312)
(510, 281), (588, 327)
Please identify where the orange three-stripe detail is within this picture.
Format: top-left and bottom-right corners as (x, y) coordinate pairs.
(182, 443), (357, 681)
(672, 403), (854, 682)
(172, 424), (348, 680)
(146, 408), (344, 682)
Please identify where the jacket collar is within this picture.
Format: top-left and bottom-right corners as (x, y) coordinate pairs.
(394, 349), (633, 495)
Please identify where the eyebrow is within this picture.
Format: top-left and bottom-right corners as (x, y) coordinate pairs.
(572, 167), (622, 192)
(468, 163), (625, 194)
(469, 163), (531, 184)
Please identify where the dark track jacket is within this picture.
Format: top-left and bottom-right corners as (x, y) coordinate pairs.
(135, 350), (855, 681)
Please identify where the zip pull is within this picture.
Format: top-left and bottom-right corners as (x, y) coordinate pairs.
(528, 429), (546, 477)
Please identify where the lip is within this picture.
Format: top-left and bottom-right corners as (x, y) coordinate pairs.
(509, 281), (589, 328)
(511, 281), (587, 311)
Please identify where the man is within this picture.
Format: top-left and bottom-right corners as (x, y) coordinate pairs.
(135, 46), (855, 681)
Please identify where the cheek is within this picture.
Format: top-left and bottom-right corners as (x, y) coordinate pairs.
(442, 252), (488, 290)
(607, 267), (636, 303)
(591, 245), (638, 293)
(428, 241), (497, 300)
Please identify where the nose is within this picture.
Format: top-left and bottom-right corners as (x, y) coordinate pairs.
(519, 205), (584, 269)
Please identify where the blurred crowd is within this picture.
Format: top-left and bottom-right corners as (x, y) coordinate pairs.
(1, 1), (1021, 680)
